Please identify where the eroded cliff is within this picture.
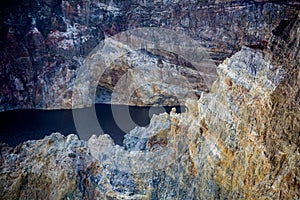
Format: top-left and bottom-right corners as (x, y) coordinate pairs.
(0, 0), (299, 110)
(0, 12), (299, 199)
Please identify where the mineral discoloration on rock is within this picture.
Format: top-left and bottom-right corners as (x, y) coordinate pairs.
(1, 14), (299, 198)
(72, 34), (211, 107)
(0, 0), (299, 198)
(0, 0), (299, 110)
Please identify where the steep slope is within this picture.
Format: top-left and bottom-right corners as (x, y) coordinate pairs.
(0, 0), (299, 110)
(0, 14), (299, 199)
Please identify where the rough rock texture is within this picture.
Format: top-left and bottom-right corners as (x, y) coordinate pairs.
(0, 0), (299, 110)
(72, 32), (213, 107)
(1, 14), (299, 199)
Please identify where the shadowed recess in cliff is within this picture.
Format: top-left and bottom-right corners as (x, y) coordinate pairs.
(0, 104), (185, 147)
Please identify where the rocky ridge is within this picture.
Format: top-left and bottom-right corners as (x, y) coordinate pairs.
(0, 0), (299, 110)
(1, 13), (299, 199)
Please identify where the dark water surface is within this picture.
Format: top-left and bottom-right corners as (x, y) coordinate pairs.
(0, 104), (185, 147)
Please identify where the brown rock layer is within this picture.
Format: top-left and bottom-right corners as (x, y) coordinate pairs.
(0, 0), (299, 109)
(0, 12), (299, 199)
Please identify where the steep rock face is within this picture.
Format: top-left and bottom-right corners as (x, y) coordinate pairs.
(0, 0), (299, 110)
(72, 31), (214, 107)
(123, 0), (298, 61)
(1, 14), (299, 199)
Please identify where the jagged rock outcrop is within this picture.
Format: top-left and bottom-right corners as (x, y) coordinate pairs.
(72, 29), (214, 107)
(1, 13), (299, 198)
(0, 0), (299, 110)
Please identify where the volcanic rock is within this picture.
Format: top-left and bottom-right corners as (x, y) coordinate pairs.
(0, 0), (299, 109)
(1, 14), (299, 198)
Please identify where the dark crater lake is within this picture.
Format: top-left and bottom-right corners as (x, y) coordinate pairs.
(0, 104), (185, 147)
